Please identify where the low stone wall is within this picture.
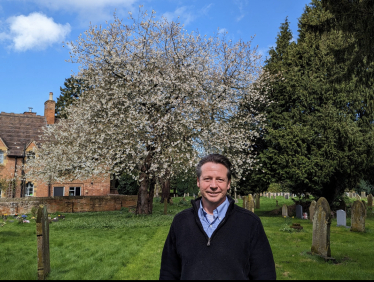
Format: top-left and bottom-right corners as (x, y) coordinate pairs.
(0, 195), (137, 215)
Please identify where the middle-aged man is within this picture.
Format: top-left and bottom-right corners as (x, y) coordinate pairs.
(159, 154), (276, 280)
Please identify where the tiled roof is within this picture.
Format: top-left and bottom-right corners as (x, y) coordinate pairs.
(0, 112), (47, 156)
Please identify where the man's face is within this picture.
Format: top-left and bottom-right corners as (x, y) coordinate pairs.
(197, 162), (231, 207)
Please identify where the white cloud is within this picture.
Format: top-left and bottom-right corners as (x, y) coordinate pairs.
(162, 6), (195, 26)
(218, 28), (227, 34)
(234, 0), (248, 22)
(2, 12), (70, 51)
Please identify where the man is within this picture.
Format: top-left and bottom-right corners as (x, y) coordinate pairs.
(160, 154), (276, 280)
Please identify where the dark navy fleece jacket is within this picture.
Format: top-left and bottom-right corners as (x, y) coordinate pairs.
(159, 196), (276, 280)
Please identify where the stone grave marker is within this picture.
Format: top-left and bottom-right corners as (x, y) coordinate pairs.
(296, 205), (303, 219)
(367, 194), (373, 211)
(242, 196), (247, 209)
(336, 209), (346, 227)
(36, 205), (50, 280)
(276, 200), (279, 207)
(361, 200), (367, 217)
(187, 193), (189, 197)
(348, 192), (352, 198)
(311, 197), (332, 258)
(309, 201), (317, 223)
(351, 200), (365, 232)
(356, 195), (361, 201)
(282, 204), (288, 217)
(361, 191), (366, 198)
(284, 194), (289, 200)
(255, 193), (260, 209)
(247, 194), (255, 213)
(235, 198), (239, 204)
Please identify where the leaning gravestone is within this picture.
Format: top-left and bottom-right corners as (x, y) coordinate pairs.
(296, 205), (303, 219)
(309, 201), (317, 223)
(36, 205), (50, 280)
(255, 193), (260, 209)
(311, 197), (331, 257)
(351, 200), (365, 232)
(282, 204), (288, 217)
(367, 194), (373, 211)
(336, 209), (346, 227)
(361, 191), (366, 198)
(247, 194), (255, 213)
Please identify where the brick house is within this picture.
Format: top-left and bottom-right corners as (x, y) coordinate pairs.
(0, 93), (114, 198)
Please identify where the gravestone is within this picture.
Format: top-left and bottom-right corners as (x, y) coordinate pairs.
(336, 210), (346, 227)
(242, 196), (247, 209)
(348, 192), (352, 198)
(36, 205), (50, 280)
(247, 194), (255, 213)
(284, 194), (289, 200)
(187, 193), (189, 197)
(235, 198), (238, 204)
(255, 193), (260, 209)
(309, 201), (317, 223)
(276, 200), (279, 207)
(296, 205), (303, 219)
(361, 191), (366, 198)
(311, 197), (331, 257)
(282, 204), (288, 217)
(351, 200), (365, 232)
(367, 194), (373, 210)
(361, 200), (367, 217)
(356, 195), (361, 201)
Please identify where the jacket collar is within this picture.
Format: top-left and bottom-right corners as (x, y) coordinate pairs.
(191, 195), (235, 217)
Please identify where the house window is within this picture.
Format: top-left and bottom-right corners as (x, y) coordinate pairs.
(53, 187), (64, 196)
(26, 151), (35, 162)
(25, 182), (34, 196)
(69, 187), (81, 196)
(0, 150), (4, 164)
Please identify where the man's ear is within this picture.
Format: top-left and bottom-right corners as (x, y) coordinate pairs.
(197, 177), (200, 188)
(227, 180), (231, 190)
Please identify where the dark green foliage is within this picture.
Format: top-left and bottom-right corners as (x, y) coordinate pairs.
(55, 77), (88, 119)
(117, 173), (139, 195)
(249, 0), (374, 205)
(356, 179), (374, 195)
(170, 169), (198, 197)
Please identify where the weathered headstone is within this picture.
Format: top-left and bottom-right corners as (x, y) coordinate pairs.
(361, 191), (366, 198)
(36, 205), (50, 280)
(367, 194), (373, 210)
(336, 209), (346, 227)
(361, 200), (367, 217)
(235, 198), (238, 204)
(356, 195), (361, 201)
(351, 200), (365, 232)
(255, 193), (260, 209)
(311, 197), (331, 257)
(296, 205), (303, 219)
(348, 192), (352, 198)
(247, 194), (255, 213)
(187, 193), (189, 197)
(242, 196), (247, 209)
(309, 201), (317, 223)
(284, 194), (289, 200)
(282, 204), (288, 217)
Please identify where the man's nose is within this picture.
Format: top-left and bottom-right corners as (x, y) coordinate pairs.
(210, 179), (218, 188)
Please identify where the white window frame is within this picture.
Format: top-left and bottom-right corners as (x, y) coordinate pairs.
(69, 187), (81, 196)
(25, 182), (34, 196)
(0, 150), (4, 164)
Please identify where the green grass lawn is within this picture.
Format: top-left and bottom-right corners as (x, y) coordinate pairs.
(1, 196), (373, 280)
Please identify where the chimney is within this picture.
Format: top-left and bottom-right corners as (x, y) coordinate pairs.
(44, 92), (56, 125)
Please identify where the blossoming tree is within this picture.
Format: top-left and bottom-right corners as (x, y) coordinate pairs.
(26, 9), (269, 214)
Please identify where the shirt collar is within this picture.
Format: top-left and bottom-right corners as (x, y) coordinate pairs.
(199, 196), (229, 218)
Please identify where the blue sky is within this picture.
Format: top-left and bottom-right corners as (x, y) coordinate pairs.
(0, 0), (311, 116)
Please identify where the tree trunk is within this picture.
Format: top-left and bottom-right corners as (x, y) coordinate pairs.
(160, 177), (171, 204)
(136, 148), (154, 214)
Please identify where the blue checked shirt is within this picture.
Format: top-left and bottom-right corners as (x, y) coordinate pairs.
(198, 197), (229, 238)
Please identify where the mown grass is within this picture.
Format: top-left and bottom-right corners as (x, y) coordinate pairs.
(0, 196), (373, 280)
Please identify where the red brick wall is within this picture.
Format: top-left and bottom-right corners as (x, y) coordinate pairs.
(0, 195), (137, 215)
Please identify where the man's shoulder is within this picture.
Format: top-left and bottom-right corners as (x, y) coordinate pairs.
(173, 207), (194, 221)
(231, 205), (262, 224)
